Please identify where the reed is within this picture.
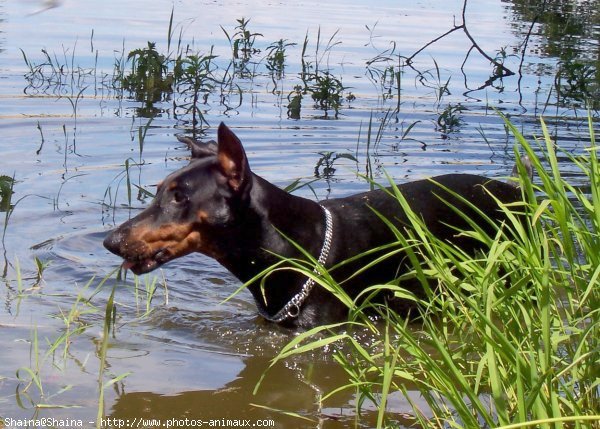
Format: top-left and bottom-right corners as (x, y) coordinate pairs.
(253, 114), (600, 428)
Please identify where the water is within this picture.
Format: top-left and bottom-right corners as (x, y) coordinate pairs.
(0, 0), (598, 427)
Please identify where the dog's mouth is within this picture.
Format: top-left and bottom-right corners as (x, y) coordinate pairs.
(121, 248), (172, 275)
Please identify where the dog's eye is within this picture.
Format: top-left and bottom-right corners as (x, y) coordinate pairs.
(173, 190), (187, 204)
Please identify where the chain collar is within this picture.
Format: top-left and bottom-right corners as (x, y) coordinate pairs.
(259, 206), (333, 323)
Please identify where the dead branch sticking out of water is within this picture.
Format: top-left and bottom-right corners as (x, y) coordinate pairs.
(405, 0), (515, 80)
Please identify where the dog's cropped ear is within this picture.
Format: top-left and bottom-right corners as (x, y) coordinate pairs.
(508, 154), (534, 188)
(176, 135), (218, 159)
(217, 122), (251, 192)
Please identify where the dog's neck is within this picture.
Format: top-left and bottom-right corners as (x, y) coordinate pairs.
(215, 174), (330, 323)
(257, 205), (333, 323)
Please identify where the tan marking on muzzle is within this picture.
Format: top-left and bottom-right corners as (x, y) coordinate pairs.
(129, 222), (201, 260)
(197, 210), (209, 222)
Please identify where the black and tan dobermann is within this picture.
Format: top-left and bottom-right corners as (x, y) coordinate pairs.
(104, 123), (529, 328)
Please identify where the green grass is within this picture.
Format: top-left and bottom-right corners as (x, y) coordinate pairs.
(6, 263), (166, 418)
(253, 113), (600, 428)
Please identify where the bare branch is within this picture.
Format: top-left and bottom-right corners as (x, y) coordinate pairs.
(404, 0), (514, 78)
(405, 24), (464, 65)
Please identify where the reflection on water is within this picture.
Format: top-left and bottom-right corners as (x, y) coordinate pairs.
(0, 0), (598, 426)
(509, 0), (600, 106)
(110, 357), (334, 427)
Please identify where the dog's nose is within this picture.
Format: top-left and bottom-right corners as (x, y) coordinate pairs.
(103, 228), (124, 255)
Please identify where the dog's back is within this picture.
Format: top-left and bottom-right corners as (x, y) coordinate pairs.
(321, 174), (524, 308)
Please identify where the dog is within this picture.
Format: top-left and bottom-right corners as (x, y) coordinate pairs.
(104, 123), (529, 328)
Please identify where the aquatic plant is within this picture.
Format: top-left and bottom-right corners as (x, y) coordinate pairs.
(253, 114), (600, 428)
(222, 18), (263, 61)
(285, 27), (348, 117)
(357, 109), (406, 185)
(1, 174), (29, 274)
(121, 42), (173, 103)
(20, 45), (92, 96)
(14, 272), (110, 409)
(556, 59), (599, 107)
(9, 267), (166, 418)
(416, 58), (451, 105)
(221, 17), (263, 79)
(286, 85), (303, 119)
(174, 48), (219, 128)
(313, 151), (358, 179)
(364, 24), (403, 110)
(307, 71), (347, 116)
(266, 39), (295, 79)
(436, 103), (465, 134)
(0, 175), (15, 213)
(133, 271), (169, 317)
(16, 324), (44, 400)
(492, 45), (517, 78)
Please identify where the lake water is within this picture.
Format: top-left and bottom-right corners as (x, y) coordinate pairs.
(0, 0), (598, 427)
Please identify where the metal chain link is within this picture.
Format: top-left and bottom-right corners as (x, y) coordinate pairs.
(262, 206), (333, 323)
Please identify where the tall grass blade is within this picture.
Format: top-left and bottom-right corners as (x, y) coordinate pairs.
(96, 285), (117, 427)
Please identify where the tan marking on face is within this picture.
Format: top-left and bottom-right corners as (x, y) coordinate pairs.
(135, 222), (196, 251)
(167, 180), (178, 191)
(160, 230), (202, 260)
(197, 210), (209, 222)
(126, 222), (221, 261)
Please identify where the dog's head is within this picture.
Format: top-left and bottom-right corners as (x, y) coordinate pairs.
(103, 123), (253, 274)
